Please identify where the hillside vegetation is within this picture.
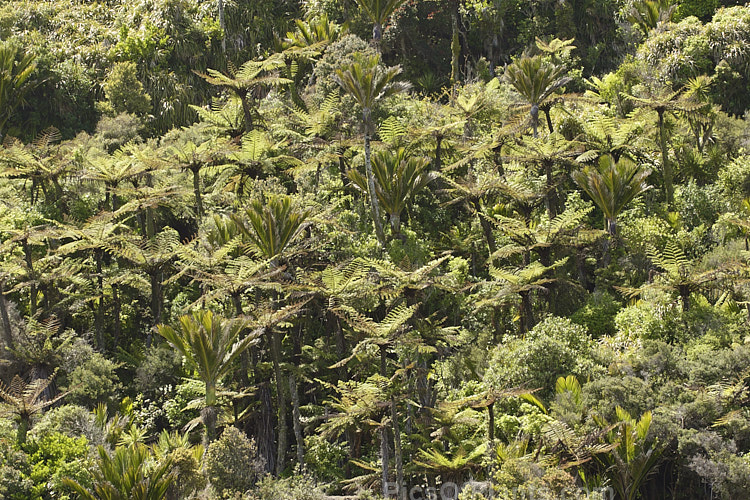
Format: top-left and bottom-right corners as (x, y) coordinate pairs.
(2, 1), (750, 499)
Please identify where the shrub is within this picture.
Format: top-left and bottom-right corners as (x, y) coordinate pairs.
(204, 426), (265, 495)
(246, 474), (327, 500)
(65, 351), (121, 409)
(570, 291), (621, 338)
(29, 404), (105, 446)
(25, 432), (91, 499)
(97, 61), (151, 116)
(487, 316), (599, 397)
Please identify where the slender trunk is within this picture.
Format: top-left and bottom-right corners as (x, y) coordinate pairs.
(271, 329), (287, 475)
(391, 397), (406, 500)
(531, 104), (539, 138)
(380, 424), (390, 499)
(218, 0), (226, 53)
(239, 90), (254, 133)
(544, 160), (558, 218)
(192, 167), (203, 220)
(389, 213), (401, 237)
(112, 284), (121, 350)
(148, 269), (161, 347)
(203, 382), (218, 445)
(0, 280), (14, 350)
(435, 135), (442, 171)
(95, 251), (104, 351)
(658, 110), (673, 208)
(520, 290), (534, 334)
(289, 373), (305, 470)
(544, 108), (554, 134)
(22, 238), (36, 316)
(111, 182), (119, 212)
(372, 22), (383, 46)
(474, 200), (497, 262)
(364, 131), (387, 247)
(488, 401), (495, 441)
(257, 382), (276, 473)
(603, 217), (616, 267)
(450, 1), (460, 87)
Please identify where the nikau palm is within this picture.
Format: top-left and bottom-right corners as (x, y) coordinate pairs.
(354, 0), (408, 43)
(157, 310), (259, 443)
(348, 147), (435, 237)
(505, 55), (571, 137)
(334, 54), (410, 247)
(572, 155), (651, 236)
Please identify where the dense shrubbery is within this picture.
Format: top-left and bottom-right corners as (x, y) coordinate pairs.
(2, 1), (750, 499)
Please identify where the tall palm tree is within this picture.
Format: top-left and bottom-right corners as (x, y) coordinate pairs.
(348, 147), (436, 238)
(157, 310), (258, 443)
(231, 195), (310, 474)
(572, 155), (652, 237)
(504, 55), (571, 138)
(354, 0), (408, 44)
(334, 54), (410, 247)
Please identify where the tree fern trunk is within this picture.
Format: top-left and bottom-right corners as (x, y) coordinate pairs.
(95, 250), (104, 351)
(192, 167), (203, 220)
(658, 110), (673, 208)
(22, 238), (36, 317)
(380, 423), (390, 499)
(0, 280), (14, 350)
(112, 284), (121, 351)
(365, 131), (386, 247)
(289, 373), (305, 470)
(391, 397), (406, 500)
(218, 0), (226, 53)
(271, 329), (288, 475)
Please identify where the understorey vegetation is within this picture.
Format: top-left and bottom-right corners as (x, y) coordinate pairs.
(2, 0), (750, 499)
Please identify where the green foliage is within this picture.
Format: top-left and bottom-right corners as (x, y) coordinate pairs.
(62, 443), (174, 500)
(29, 404), (105, 446)
(572, 154), (652, 235)
(487, 316), (598, 397)
(204, 426), (265, 496)
(65, 351), (121, 409)
(246, 474), (328, 500)
(570, 291), (622, 338)
(0, 40), (38, 138)
(98, 62), (151, 117)
(25, 432), (91, 499)
(304, 433), (349, 483)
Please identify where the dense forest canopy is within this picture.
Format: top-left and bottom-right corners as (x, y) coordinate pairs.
(2, 0), (750, 499)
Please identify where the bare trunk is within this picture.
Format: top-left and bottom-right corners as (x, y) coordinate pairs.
(544, 160), (558, 219)
(380, 424), (390, 498)
(218, 0), (226, 53)
(658, 110), (673, 208)
(289, 373), (305, 470)
(271, 329), (287, 475)
(192, 167), (203, 220)
(22, 238), (37, 316)
(364, 131), (386, 247)
(0, 280), (14, 350)
(112, 284), (121, 350)
(391, 397), (406, 500)
(95, 251), (104, 351)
